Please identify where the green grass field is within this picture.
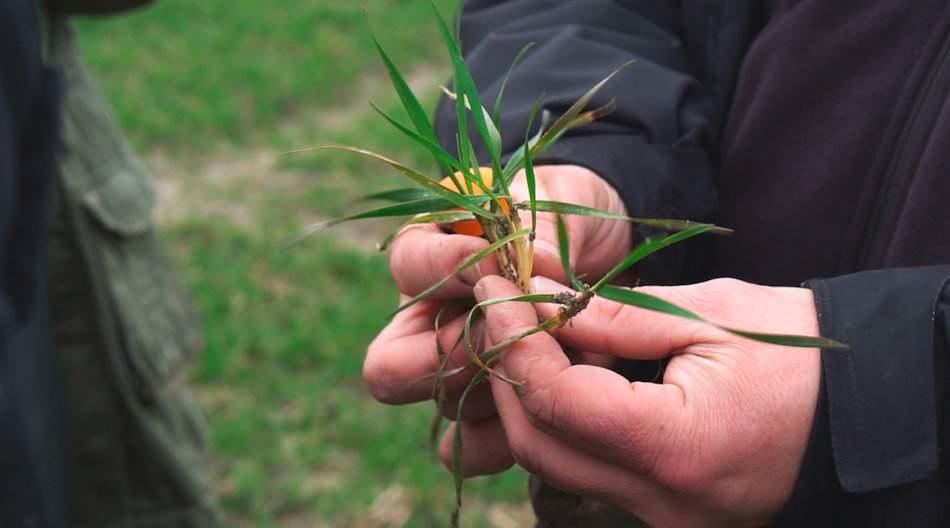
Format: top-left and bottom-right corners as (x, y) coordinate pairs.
(76, 2), (531, 526)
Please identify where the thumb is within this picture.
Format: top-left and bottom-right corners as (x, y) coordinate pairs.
(510, 165), (632, 284)
(530, 276), (723, 359)
(476, 274), (689, 475)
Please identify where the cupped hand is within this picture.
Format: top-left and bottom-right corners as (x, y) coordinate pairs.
(443, 275), (822, 528)
(364, 165), (631, 424)
(387, 164), (632, 299)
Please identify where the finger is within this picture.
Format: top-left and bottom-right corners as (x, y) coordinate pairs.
(437, 375), (498, 422)
(438, 418), (514, 477)
(476, 275), (686, 473)
(489, 374), (655, 515)
(365, 300), (476, 403)
(530, 276), (724, 359)
(509, 166), (631, 284)
(389, 223), (500, 298)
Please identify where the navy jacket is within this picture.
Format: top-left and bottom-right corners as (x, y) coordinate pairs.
(0, 1), (66, 525)
(436, 1), (950, 525)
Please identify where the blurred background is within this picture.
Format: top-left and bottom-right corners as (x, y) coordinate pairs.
(75, 1), (530, 526)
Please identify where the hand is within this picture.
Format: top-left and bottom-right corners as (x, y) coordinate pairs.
(450, 275), (821, 528)
(364, 165), (631, 421)
(388, 164), (632, 298)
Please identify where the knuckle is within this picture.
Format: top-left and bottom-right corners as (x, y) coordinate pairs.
(688, 277), (771, 327)
(363, 343), (407, 404)
(521, 386), (557, 433)
(693, 278), (747, 309)
(388, 246), (412, 293)
(519, 371), (571, 435)
(485, 304), (538, 343)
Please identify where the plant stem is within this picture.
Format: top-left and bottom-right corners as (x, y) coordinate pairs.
(480, 288), (592, 369)
(483, 211), (519, 284)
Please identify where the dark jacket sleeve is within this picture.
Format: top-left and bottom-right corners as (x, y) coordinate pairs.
(778, 267), (950, 526)
(435, 0), (764, 284)
(45, 0), (153, 15)
(0, 2), (66, 526)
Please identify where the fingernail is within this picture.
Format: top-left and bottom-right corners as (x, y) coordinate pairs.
(473, 280), (487, 302)
(534, 240), (559, 260)
(458, 258), (483, 287)
(529, 275), (560, 293)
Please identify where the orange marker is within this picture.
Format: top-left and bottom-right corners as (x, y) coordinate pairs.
(438, 167), (509, 237)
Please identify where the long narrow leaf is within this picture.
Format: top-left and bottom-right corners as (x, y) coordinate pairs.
(521, 200), (734, 236)
(391, 229), (530, 317)
(591, 224), (713, 291)
(370, 102), (462, 173)
(537, 59), (635, 151)
(360, 187), (437, 203)
(564, 100), (616, 128)
(433, 3), (503, 177)
(284, 197), (487, 248)
(555, 214), (585, 290)
(477, 293), (560, 307)
(452, 370), (488, 528)
(450, 105), (504, 207)
(500, 63), (634, 181)
(460, 292), (564, 370)
(463, 306), (521, 386)
(377, 210), (477, 251)
(523, 97), (544, 241)
(287, 145), (493, 219)
(502, 109), (549, 183)
(367, 18), (447, 174)
(429, 304), (453, 450)
(597, 285), (848, 349)
(492, 42), (535, 125)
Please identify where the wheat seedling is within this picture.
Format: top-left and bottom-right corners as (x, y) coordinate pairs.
(288, 4), (846, 525)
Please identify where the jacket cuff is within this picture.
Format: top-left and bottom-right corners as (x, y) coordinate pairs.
(777, 266), (950, 523)
(535, 132), (717, 285)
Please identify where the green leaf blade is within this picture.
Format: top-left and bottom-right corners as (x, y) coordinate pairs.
(432, 2), (504, 177)
(369, 102), (462, 173)
(376, 210), (478, 251)
(522, 97), (544, 240)
(366, 17), (446, 174)
(537, 59), (635, 150)
(452, 370), (488, 528)
(555, 214), (585, 291)
(390, 228), (531, 317)
(591, 224), (714, 291)
(360, 187), (437, 203)
(598, 285), (702, 322)
(285, 196), (488, 248)
(523, 200), (734, 236)
(287, 145), (493, 219)
(492, 42), (535, 125)
(597, 285), (848, 349)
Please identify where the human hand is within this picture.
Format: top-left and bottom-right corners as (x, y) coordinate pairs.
(364, 165), (631, 420)
(388, 164), (632, 298)
(446, 275), (821, 528)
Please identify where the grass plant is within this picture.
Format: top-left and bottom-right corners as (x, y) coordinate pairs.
(292, 3), (848, 525)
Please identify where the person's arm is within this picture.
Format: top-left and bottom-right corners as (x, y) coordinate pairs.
(44, 0), (153, 15)
(454, 267), (950, 526)
(777, 267), (950, 525)
(0, 2), (66, 525)
(434, 0), (762, 284)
